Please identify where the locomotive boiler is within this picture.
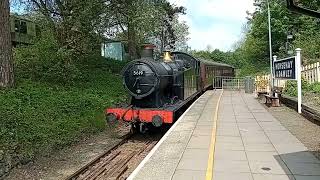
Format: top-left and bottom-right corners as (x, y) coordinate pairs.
(106, 45), (235, 133)
(123, 52), (186, 108)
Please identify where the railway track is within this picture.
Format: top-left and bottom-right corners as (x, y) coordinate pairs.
(66, 133), (161, 180)
(280, 95), (320, 124)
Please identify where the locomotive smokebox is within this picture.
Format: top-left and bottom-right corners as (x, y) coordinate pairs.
(122, 60), (172, 101)
(141, 44), (155, 59)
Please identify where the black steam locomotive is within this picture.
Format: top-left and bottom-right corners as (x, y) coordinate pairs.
(106, 45), (235, 133)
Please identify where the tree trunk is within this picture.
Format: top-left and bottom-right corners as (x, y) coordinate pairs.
(127, 21), (137, 60)
(0, 0), (14, 88)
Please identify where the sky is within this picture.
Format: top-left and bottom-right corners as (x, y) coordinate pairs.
(169, 0), (255, 51)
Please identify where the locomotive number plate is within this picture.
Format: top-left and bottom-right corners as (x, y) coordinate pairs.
(133, 70), (145, 76)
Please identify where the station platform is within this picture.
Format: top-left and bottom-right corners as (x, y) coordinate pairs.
(127, 90), (320, 180)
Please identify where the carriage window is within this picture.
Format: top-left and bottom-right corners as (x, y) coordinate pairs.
(15, 20), (28, 34)
(223, 69), (231, 75)
(20, 21), (28, 34)
(216, 70), (222, 76)
(14, 20), (19, 32)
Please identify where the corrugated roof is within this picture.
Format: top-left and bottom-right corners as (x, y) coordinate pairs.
(10, 14), (33, 22)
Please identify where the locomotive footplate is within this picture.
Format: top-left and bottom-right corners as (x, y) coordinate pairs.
(106, 107), (174, 125)
(105, 89), (202, 133)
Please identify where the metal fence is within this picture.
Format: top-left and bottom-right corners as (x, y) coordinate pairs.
(213, 76), (239, 89)
(221, 78), (245, 90)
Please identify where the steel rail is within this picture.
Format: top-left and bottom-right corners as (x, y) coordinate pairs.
(65, 133), (133, 180)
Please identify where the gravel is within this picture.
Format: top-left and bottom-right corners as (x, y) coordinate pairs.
(259, 98), (320, 160)
(4, 127), (129, 180)
(303, 92), (320, 112)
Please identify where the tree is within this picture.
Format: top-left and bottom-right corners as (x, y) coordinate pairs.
(0, 0), (14, 88)
(17, 0), (189, 61)
(230, 0), (320, 75)
(172, 18), (189, 52)
(20, 0), (106, 56)
(159, 2), (186, 51)
(107, 0), (186, 58)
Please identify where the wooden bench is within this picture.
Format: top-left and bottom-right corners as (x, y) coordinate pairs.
(273, 86), (283, 96)
(264, 94), (280, 107)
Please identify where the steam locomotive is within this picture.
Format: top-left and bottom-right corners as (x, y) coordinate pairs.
(105, 45), (235, 133)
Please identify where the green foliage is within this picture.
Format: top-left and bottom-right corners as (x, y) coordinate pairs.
(81, 55), (128, 75)
(14, 30), (127, 85)
(308, 82), (320, 94)
(14, 30), (81, 84)
(283, 80), (298, 97)
(284, 80), (320, 97)
(192, 49), (238, 67)
(1, 47), (127, 165)
(230, 0), (320, 76)
(0, 70), (126, 160)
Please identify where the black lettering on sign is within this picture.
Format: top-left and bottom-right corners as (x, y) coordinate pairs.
(274, 57), (296, 79)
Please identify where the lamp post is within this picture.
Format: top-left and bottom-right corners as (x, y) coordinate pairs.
(267, 0), (273, 93)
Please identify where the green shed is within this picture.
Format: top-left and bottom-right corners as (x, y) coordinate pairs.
(10, 14), (36, 46)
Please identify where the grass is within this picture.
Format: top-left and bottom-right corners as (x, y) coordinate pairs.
(0, 58), (127, 164)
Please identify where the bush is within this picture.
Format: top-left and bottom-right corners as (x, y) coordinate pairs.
(284, 80), (320, 97)
(14, 30), (127, 86)
(1, 32), (128, 176)
(0, 71), (126, 172)
(14, 30), (82, 85)
(77, 54), (127, 75)
(308, 82), (320, 94)
(284, 80), (298, 97)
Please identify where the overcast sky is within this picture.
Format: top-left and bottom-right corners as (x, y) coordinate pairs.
(169, 0), (255, 51)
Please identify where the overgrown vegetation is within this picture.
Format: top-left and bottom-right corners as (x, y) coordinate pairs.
(0, 29), (127, 176)
(284, 80), (320, 97)
(0, 69), (126, 159)
(284, 80), (320, 109)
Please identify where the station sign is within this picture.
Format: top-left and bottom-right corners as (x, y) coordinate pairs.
(274, 57), (296, 79)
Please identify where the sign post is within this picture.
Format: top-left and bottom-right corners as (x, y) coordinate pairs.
(296, 48), (302, 114)
(273, 48), (302, 114)
(273, 55), (277, 87)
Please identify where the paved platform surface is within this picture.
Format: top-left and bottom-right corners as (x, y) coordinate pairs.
(128, 90), (320, 180)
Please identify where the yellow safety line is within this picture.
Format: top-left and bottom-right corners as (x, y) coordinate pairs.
(205, 90), (223, 180)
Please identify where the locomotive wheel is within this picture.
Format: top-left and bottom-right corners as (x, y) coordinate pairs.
(130, 122), (139, 134)
(139, 123), (148, 134)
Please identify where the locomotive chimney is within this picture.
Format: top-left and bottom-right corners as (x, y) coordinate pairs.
(141, 44), (155, 59)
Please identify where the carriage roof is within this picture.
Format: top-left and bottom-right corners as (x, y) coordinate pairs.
(197, 58), (235, 69)
(171, 51), (235, 69)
